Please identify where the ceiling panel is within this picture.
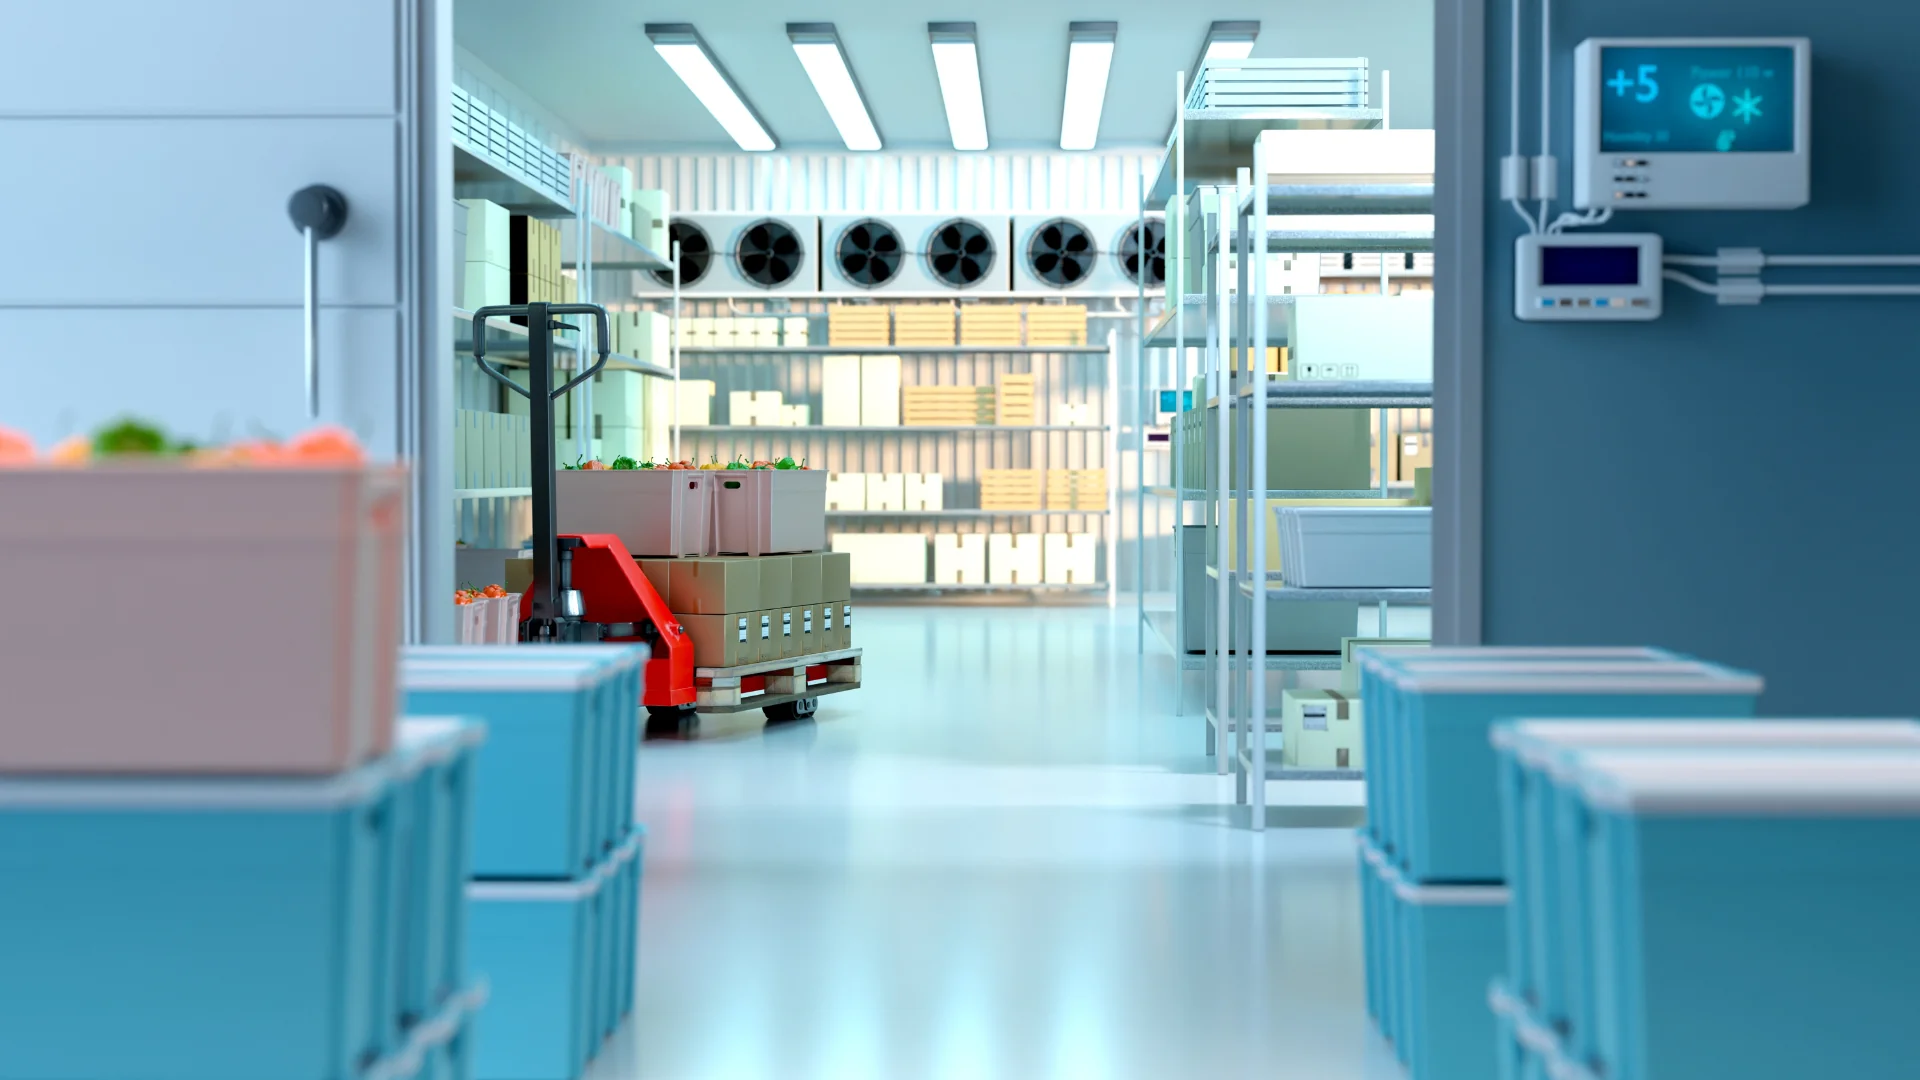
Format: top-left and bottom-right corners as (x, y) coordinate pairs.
(454, 0), (1433, 151)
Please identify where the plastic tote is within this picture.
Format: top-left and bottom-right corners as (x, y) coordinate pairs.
(1388, 863), (1509, 1080)
(0, 758), (408, 1080)
(1488, 981), (1560, 1080)
(0, 464), (408, 774)
(391, 718), (488, 1051)
(467, 832), (644, 1080)
(1568, 747), (1920, 1080)
(1494, 719), (1920, 1062)
(1275, 505), (1432, 587)
(1373, 657), (1763, 883)
(557, 469), (712, 557)
(712, 468), (829, 556)
(1355, 647), (1684, 856)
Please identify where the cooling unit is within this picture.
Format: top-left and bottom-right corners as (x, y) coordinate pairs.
(1115, 216), (1167, 291)
(635, 214), (820, 296)
(819, 214), (1012, 295)
(1012, 214), (1145, 295)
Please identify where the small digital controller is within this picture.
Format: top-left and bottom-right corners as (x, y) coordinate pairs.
(1514, 233), (1663, 321)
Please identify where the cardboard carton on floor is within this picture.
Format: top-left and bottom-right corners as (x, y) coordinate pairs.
(778, 606), (803, 657)
(838, 602), (854, 648)
(670, 558), (761, 615)
(790, 553), (825, 605)
(751, 609), (778, 662)
(816, 603), (837, 649)
(1279, 689), (1364, 770)
(680, 612), (754, 668)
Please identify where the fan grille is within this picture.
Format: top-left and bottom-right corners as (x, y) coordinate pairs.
(648, 222), (713, 288)
(925, 218), (997, 288)
(735, 218), (806, 289)
(1026, 217), (1096, 288)
(834, 219), (904, 288)
(1117, 220), (1167, 288)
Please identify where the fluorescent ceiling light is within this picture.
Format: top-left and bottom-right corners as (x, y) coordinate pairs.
(788, 24), (881, 152)
(929, 22), (988, 151)
(1061, 22), (1117, 152)
(645, 23), (776, 152)
(1201, 20), (1260, 64)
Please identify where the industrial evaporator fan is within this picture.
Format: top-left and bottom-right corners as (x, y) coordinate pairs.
(926, 218), (998, 289)
(1117, 219), (1167, 288)
(1025, 217), (1096, 288)
(735, 218), (807, 289)
(649, 221), (714, 288)
(833, 219), (904, 288)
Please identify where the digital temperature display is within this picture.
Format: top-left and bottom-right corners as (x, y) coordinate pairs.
(1598, 45), (1796, 154)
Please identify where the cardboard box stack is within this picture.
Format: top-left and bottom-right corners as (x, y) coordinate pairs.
(461, 199), (512, 309)
(639, 551), (853, 668)
(828, 306), (891, 347)
(980, 468), (1043, 511)
(826, 355), (904, 426)
(959, 306), (1022, 347)
(996, 373), (1036, 425)
(1046, 469), (1108, 511)
(893, 305), (957, 346)
(632, 189), (669, 252)
(902, 385), (996, 426)
(509, 215), (566, 321)
(454, 409), (532, 489)
(1024, 304), (1089, 346)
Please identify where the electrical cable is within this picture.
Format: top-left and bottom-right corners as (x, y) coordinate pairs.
(1547, 208), (1610, 234)
(1505, 0), (1538, 233)
(1537, 0), (1552, 230)
(1661, 269), (1720, 295)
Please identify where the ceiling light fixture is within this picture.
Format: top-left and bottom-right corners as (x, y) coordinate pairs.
(928, 22), (988, 151)
(644, 23), (776, 152)
(1199, 20), (1260, 68)
(1060, 22), (1117, 152)
(787, 23), (881, 152)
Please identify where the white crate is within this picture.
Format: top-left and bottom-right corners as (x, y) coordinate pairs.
(1256, 129), (1434, 185)
(777, 404), (811, 427)
(825, 473), (867, 511)
(676, 380), (715, 426)
(866, 473), (906, 512)
(903, 473), (943, 511)
(728, 390), (784, 426)
(860, 355), (901, 426)
(932, 534), (987, 584)
(987, 533), (1045, 585)
(1283, 294), (1433, 382)
(823, 356), (863, 426)
(1276, 506), (1431, 587)
(596, 369), (645, 427)
(832, 533), (929, 585)
(1042, 533), (1099, 585)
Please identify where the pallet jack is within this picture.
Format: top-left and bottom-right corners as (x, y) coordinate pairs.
(470, 302), (859, 732)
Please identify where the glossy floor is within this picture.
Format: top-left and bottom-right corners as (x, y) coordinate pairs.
(588, 603), (1398, 1080)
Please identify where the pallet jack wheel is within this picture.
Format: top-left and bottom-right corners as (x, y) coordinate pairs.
(645, 702), (698, 737)
(763, 696), (819, 725)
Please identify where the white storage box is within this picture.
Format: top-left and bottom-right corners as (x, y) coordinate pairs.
(861, 355), (902, 426)
(988, 533), (1045, 585)
(1057, 403), (1097, 426)
(832, 533), (929, 585)
(782, 316), (811, 347)
(675, 380), (715, 426)
(713, 469), (829, 556)
(1042, 532), (1099, 585)
(1283, 294), (1434, 382)
(822, 356), (863, 426)
(904, 473), (943, 511)
(0, 465), (407, 774)
(825, 472), (867, 511)
(1277, 506), (1431, 588)
(932, 534), (987, 584)
(1280, 689), (1364, 769)
(727, 390), (783, 426)
(1256, 129), (1435, 184)
(778, 404), (811, 427)
(558, 470), (711, 557)
(866, 473), (906, 512)
(596, 369), (645, 428)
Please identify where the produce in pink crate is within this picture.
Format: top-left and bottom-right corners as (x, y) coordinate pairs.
(0, 428), (33, 464)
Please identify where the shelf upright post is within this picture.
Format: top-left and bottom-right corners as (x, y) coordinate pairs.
(1208, 183), (1230, 777)
(671, 238), (682, 463)
(1173, 69), (1187, 686)
(573, 165), (593, 465)
(1249, 145), (1271, 831)
(1107, 327), (1119, 610)
(1136, 171), (1147, 652)
(1232, 167), (1253, 808)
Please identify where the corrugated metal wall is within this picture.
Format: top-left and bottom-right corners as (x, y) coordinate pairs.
(600, 152), (1159, 214)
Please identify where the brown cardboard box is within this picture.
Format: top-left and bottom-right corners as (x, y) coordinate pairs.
(816, 603), (837, 649)
(821, 552), (851, 602)
(680, 613), (754, 668)
(775, 606), (800, 657)
(752, 610), (778, 662)
(635, 558), (676, 607)
(794, 604), (818, 656)
(670, 558), (760, 615)
(505, 557), (533, 596)
(750, 555), (793, 609)
(790, 553), (825, 605)
(1395, 432), (1434, 482)
(837, 602), (854, 648)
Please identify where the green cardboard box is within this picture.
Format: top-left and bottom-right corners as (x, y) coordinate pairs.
(790, 553), (825, 605)
(670, 558), (760, 615)
(795, 604), (819, 656)
(821, 552), (852, 603)
(752, 555), (794, 608)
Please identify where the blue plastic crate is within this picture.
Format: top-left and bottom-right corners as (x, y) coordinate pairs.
(398, 981), (488, 1080)
(467, 832), (643, 1080)
(1496, 720), (1920, 1063)
(0, 762), (406, 1080)
(1572, 750), (1920, 1080)
(1489, 981), (1559, 1080)
(616, 829), (643, 1021)
(1387, 869), (1508, 1080)
(1377, 658), (1761, 883)
(1355, 648), (1682, 858)
(1359, 836), (1384, 1026)
(393, 718), (488, 1046)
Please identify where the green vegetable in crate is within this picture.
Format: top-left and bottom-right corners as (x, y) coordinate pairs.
(93, 419), (171, 456)
(725, 460), (748, 470)
(610, 456), (639, 470)
(639, 460), (656, 469)
(774, 456), (797, 470)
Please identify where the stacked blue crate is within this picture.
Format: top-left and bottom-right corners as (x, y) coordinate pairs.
(0, 716), (487, 1080)
(1349, 647), (1763, 1080)
(1491, 721), (1920, 1080)
(400, 645), (648, 1080)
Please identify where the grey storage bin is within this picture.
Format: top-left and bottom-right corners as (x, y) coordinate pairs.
(1180, 526), (1356, 652)
(1276, 506), (1431, 588)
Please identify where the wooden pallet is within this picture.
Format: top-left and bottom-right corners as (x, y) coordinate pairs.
(828, 306), (891, 347)
(893, 305), (956, 346)
(693, 647), (863, 712)
(958, 308), (1022, 347)
(1025, 304), (1089, 346)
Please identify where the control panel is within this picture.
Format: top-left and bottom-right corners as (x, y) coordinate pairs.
(1574, 37), (1809, 210)
(1514, 233), (1664, 321)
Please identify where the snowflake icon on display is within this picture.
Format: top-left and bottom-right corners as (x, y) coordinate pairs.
(1733, 89), (1764, 124)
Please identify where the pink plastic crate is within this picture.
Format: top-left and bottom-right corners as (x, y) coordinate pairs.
(0, 464), (407, 773)
(557, 470), (712, 557)
(712, 470), (828, 556)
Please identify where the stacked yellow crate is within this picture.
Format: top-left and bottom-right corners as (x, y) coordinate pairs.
(902, 386), (997, 426)
(958, 306), (1022, 347)
(1046, 469), (1108, 511)
(827, 306), (891, 347)
(892, 305), (956, 347)
(995, 373), (1036, 426)
(979, 468), (1044, 511)
(1024, 304), (1089, 346)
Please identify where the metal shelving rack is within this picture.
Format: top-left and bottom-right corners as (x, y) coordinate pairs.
(676, 330), (1121, 604)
